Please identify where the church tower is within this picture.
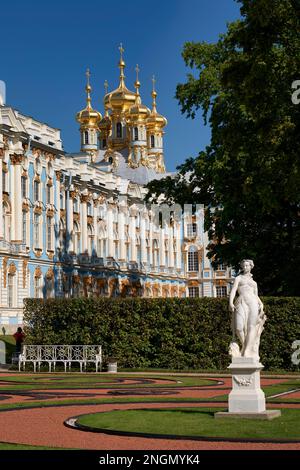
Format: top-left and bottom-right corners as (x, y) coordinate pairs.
(103, 45), (136, 151)
(126, 65), (151, 168)
(146, 76), (167, 173)
(76, 69), (102, 160)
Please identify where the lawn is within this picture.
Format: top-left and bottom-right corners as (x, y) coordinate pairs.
(77, 407), (300, 441)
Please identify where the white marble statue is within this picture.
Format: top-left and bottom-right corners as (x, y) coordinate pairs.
(229, 259), (266, 360)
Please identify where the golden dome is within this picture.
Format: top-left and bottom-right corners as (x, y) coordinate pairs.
(99, 112), (111, 131)
(146, 76), (167, 130)
(126, 65), (151, 121)
(76, 69), (102, 128)
(104, 45), (136, 113)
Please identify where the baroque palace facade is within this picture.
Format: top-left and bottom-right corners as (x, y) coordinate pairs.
(0, 48), (232, 332)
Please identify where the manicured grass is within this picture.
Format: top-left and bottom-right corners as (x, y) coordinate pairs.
(77, 407), (300, 441)
(0, 374), (214, 390)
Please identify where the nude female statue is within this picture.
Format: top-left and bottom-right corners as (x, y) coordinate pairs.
(229, 259), (266, 359)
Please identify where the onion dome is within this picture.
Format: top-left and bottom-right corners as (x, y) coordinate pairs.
(99, 80), (112, 133)
(104, 44), (136, 113)
(76, 69), (102, 128)
(126, 65), (151, 122)
(146, 76), (167, 130)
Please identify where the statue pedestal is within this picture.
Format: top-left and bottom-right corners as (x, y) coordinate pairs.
(215, 357), (281, 420)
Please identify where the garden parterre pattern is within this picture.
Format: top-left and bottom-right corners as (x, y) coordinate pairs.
(0, 372), (299, 450)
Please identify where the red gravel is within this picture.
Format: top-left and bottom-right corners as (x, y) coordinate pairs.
(0, 373), (299, 450)
(1, 402), (300, 450)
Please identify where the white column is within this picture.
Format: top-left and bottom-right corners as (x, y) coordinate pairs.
(0, 155), (3, 239)
(80, 194), (88, 253)
(107, 202), (114, 258)
(176, 221), (182, 270)
(67, 191), (74, 252)
(93, 199), (98, 255)
(55, 171), (61, 250)
(129, 205), (137, 262)
(140, 208), (147, 264)
(118, 202), (126, 260)
(169, 224), (175, 268)
(149, 211), (153, 266)
(159, 225), (165, 267)
(11, 155), (23, 242)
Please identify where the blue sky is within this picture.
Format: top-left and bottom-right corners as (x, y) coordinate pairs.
(1, 0), (241, 170)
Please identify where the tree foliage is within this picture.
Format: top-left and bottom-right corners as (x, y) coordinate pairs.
(146, 0), (300, 295)
(23, 297), (300, 370)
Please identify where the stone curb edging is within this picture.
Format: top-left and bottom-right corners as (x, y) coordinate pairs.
(64, 408), (300, 445)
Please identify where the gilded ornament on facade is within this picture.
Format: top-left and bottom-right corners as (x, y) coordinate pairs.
(34, 267), (42, 278)
(22, 260), (28, 288)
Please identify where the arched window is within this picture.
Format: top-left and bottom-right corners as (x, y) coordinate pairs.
(84, 131), (89, 145)
(33, 213), (40, 247)
(188, 245), (199, 272)
(87, 224), (94, 255)
(73, 222), (81, 253)
(46, 277), (54, 298)
(150, 134), (155, 148)
(134, 127), (139, 141)
(3, 202), (11, 242)
(153, 239), (159, 267)
(116, 122), (122, 138)
(22, 211), (27, 244)
(7, 273), (16, 307)
(59, 219), (65, 250)
(34, 274), (43, 299)
(33, 180), (39, 201)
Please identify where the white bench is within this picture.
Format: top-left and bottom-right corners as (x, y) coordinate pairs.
(18, 345), (102, 373)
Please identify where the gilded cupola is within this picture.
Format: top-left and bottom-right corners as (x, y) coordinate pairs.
(126, 65), (151, 122)
(76, 69), (102, 129)
(104, 44), (137, 114)
(146, 76), (167, 130)
(76, 69), (101, 154)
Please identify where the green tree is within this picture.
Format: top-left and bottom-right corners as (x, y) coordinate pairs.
(147, 0), (300, 296)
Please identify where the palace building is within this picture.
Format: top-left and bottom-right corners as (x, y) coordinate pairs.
(0, 48), (233, 332)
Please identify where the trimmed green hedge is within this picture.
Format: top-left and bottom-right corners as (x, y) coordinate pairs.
(23, 297), (300, 370)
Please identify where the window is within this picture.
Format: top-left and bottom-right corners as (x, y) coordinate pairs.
(73, 222), (80, 253)
(8, 274), (15, 307)
(46, 216), (52, 250)
(60, 192), (65, 210)
(34, 276), (42, 298)
(87, 202), (92, 216)
(21, 176), (27, 198)
(33, 213), (40, 247)
(217, 263), (226, 271)
(187, 223), (197, 237)
(84, 131), (89, 145)
(87, 225), (93, 254)
(189, 286), (199, 298)
(3, 202), (11, 241)
(46, 185), (51, 204)
(22, 212), (27, 244)
(134, 127), (138, 141)
(216, 286), (227, 297)
(46, 278), (54, 298)
(33, 180), (39, 201)
(116, 122), (122, 138)
(188, 246), (199, 272)
(73, 198), (79, 213)
(2, 171), (7, 192)
(150, 135), (155, 148)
